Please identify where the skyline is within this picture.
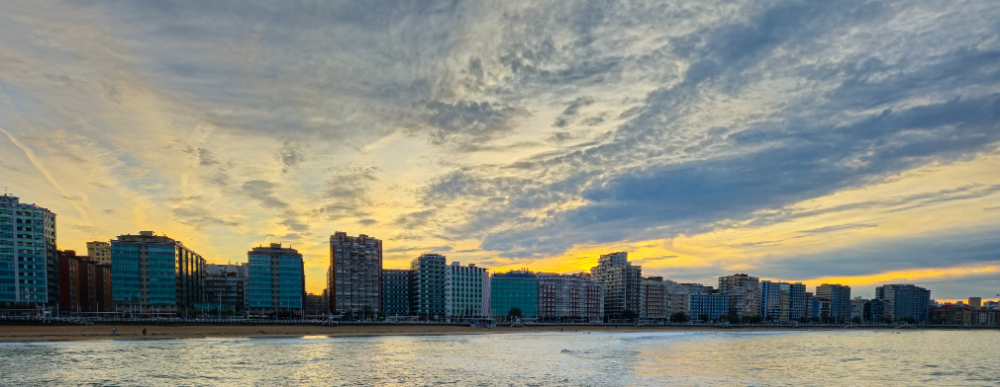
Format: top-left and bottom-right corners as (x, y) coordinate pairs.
(1, 1), (999, 299)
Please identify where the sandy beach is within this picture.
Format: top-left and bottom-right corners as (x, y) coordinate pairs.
(0, 324), (842, 342)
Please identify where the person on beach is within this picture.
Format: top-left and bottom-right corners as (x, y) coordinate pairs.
(142, 328), (147, 336)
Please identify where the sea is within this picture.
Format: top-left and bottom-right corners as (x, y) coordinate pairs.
(1, 330), (998, 386)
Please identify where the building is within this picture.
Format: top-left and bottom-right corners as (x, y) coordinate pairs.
(816, 284), (852, 323)
(850, 298), (866, 321)
(641, 277), (667, 320)
(382, 269), (412, 317)
(689, 293), (731, 322)
(491, 270), (538, 318)
(248, 243), (305, 316)
(86, 241), (112, 266)
(204, 263), (248, 315)
(664, 281), (692, 316)
(968, 297), (982, 308)
(111, 231), (205, 315)
(447, 262), (489, 318)
(0, 194), (57, 307)
(864, 299), (885, 323)
(537, 272), (603, 321)
(759, 281), (806, 322)
(305, 293), (327, 316)
(328, 232), (382, 315)
(590, 252), (642, 319)
(876, 284), (931, 322)
(411, 253), (447, 318)
(57, 250), (112, 314)
(719, 274), (760, 318)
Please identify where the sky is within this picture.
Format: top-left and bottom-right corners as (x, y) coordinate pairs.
(1, 1), (998, 300)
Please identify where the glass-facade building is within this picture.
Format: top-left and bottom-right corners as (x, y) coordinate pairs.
(0, 194), (57, 307)
(759, 281), (806, 322)
(876, 284), (931, 322)
(447, 262), (489, 318)
(490, 270), (538, 318)
(248, 243), (304, 313)
(111, 231), (205, 314)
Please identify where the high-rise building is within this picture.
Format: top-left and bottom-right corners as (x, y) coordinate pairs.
(759, 281), (805, 322)
(719, 274), (760, 318)
(0, 194), (57, 307)
(328, 232), (382, 315)
(664, 281), (692, 316)
(57, 250), (112, 314)
(248, 243), (305, 315)
(491, 270), (538, 318)
(86, 241), (112, 266)
(864, 299), (885, 323)
(590, 252), (642, 319)
(447, 262), (489, 318)
(968, 297), (982, 308)
(876, 284), (931, 322)
(537, 272), (603, 321)
(411, 253), (447, 318)
(111, 231), (205, 314)
(816, 284), (852, 323)
(205, 263), (248, 314)
(382, 269), (412, 316)
(641, 277), (666, 320)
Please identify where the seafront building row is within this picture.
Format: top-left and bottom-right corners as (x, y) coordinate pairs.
(1, 194), (997, 325)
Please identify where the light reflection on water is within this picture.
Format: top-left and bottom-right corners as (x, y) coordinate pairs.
(1, 330), (998, 386)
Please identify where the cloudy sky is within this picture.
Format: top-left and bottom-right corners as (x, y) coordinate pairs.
(1, 1), (998, 300)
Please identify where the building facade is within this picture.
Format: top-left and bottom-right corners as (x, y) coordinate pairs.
(57, 250), (112, 314)
(689, 294), (731, 321)
(411, 253), (447, 318)
(759, 281), (806, 322)
(111, 231), (205, 314)
(719, 274), (760, 318)
(86, 241), (112, 266)
(590, 252), (642, 319)
(816, 284), (852, 323)
(447, 262), (489, 318)
(863, 299), (885, 323)
(248, 243), (305, 315)
(537, 273), (603, 321)
(204, 263), (248, 314)
(876, 284), (931, 322)
(491, 270), (538, 318)
(382, 269), (413, 316)
(0, 194), (57, 307)
(328, 232), (382, 315)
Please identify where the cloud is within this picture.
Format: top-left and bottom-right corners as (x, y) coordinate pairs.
(171, 207), (240, 230)
(419, 100), (522, 146)
(799, 223), (878, 234)
(241, 180), (288, 209)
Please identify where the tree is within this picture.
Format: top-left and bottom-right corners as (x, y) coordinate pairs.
(799, 316), (811, 324)
(508, 307), (523, 318)
(851, 316), (862, 324)
(810, 316), (821, 323)
(699, 314), (710, 322)
(670, 312), (689, 323)
(622, 309), (639, 321)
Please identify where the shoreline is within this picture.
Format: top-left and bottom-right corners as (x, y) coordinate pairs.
(0, 324), (975, 342)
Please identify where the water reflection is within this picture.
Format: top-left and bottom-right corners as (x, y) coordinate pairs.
(2, 331), (998, 386)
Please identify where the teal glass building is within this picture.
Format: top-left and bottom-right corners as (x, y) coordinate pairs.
(111, 231), (205, 315)
(0, 194), (57, 307)
(490, 270), (538, 318)
(248, 243), (304, 314)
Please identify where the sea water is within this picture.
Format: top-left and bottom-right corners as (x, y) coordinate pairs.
(1, 330), (998, 386)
